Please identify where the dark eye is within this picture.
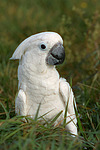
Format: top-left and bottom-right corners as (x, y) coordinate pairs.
(41, 44), (46, 49)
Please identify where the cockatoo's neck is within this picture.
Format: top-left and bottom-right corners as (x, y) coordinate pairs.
(19, 59), (59, 80)
(19, 49), (60, 80)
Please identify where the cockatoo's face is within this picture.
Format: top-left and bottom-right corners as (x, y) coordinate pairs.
(10, 32), (65, 73)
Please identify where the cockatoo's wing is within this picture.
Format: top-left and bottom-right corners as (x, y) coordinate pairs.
(15, 89), (27, 116)
(59, 78), (77, 135)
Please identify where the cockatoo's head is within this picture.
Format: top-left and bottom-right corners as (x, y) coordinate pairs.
(10, 32), (65, 73)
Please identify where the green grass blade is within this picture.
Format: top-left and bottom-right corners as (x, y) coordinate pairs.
(34, 103), (41, 121)
(49, 110), (63, 127)
(0, 101), (10, 119)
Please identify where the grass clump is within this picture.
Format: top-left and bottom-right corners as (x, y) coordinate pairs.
(0, 108), (96, 150)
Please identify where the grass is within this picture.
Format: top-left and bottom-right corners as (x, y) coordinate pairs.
(0, 0), (100, 149)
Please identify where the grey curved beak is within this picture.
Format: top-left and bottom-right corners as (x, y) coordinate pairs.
(46, 42), (65, 65)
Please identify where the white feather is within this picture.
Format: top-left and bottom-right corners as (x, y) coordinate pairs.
(11, 32), (77, 135)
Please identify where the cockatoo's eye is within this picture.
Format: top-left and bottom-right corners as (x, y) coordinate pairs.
(41, 44), (46, 49)
(40, 44), (47, 50)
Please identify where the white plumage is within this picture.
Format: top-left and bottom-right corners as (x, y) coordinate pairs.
(11, 32), (77, 135)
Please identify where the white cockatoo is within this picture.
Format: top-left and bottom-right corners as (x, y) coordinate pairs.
(10, 32), (77, 135)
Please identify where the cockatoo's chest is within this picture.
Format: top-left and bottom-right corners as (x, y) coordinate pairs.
(18, 65), (65, 119)
(18, 65), (60, 104)
(26, 76), (59, 102)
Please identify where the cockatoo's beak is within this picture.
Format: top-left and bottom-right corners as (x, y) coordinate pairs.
(46, 42), (65, 65)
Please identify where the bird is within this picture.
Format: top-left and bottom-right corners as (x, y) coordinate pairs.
(10, 32), (77, 136)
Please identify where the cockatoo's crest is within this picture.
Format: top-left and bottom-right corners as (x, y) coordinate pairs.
(10, 32), (63, 60)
